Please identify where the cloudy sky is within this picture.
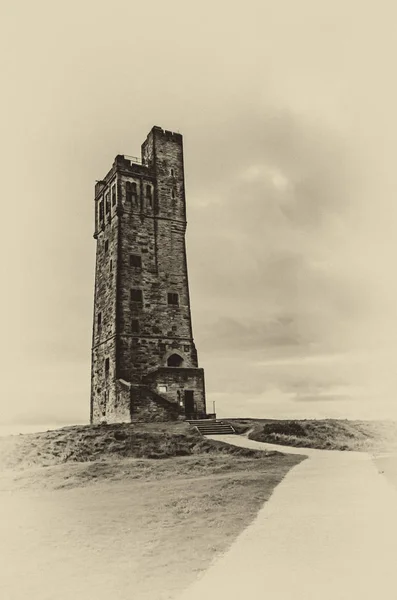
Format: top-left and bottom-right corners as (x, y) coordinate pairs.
(1, 0), (397, 426)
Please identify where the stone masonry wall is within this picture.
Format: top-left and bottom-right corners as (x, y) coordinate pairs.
(116, 127), (200, 386)
(143, 367), (206, 416)
(90, 127), (206, 423)
(90, 171), (119, 423)
(131, 385), (180, 422)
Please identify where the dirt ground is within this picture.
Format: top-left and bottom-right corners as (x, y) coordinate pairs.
(0, 453), (302, 600)
(374, 455), (397, 490)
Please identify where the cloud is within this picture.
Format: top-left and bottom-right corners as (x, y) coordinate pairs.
(184, 107), (397, 420)
(294, 394), (349, 403)
(189, 107), (372, 364)
(199, 315), (305, 357)
(3, 1), (397, 427)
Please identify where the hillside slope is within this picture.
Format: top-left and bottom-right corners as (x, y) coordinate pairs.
(0, 422), (303, 600)
(0, 421), (274, 472)
(240, 419), (397, 452)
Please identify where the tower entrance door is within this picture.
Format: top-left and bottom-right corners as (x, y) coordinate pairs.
(184, 390), (196, 419)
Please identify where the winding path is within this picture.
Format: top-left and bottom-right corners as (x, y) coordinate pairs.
(176, 435), (397, 600)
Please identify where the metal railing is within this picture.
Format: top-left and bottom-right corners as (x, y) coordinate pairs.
(122, 154), (145, 165)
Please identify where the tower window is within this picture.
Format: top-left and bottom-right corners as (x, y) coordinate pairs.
(131, 288), (143, 303)
(98, 312), (102, 327)
(99, 201), (104, 221)
(171, 188), (176, 199)
(110, 259), (113, 273)
(131, 319), (139, 333)
(145, 184), (152, 203)
(170, 168), (175, 177)
(167, 292), (179, 306)
(111, 185), (116, 206)
(167, 353), (184, 367)
(104, 240), (109, 253)
(126, 181), (131, 202)
(105, 192), (110, 214)
(130, 254), (142, 268)
(105, 357), (110, 375)
(126, 181), (138, 203)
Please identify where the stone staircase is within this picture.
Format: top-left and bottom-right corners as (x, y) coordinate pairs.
(127, 383), (181, 421)
(187, 419), (235, 435)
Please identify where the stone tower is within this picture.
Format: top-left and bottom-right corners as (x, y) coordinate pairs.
(90, 126), (207, 423)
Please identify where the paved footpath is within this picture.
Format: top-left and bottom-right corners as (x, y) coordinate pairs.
(176, 435), (397, 600)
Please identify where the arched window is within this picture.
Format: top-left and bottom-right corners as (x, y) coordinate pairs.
(167, 353), (184, 367)
(99, 200), (104, 222)
(105, 192), (110, 215)
(126, 181), (139, 207)
(145, 184), (152, 208)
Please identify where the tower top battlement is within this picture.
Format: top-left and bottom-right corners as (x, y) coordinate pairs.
(149, 125), (182, 140)
(94, 127), (183, 198)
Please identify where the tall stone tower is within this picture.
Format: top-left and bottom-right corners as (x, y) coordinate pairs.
(90, 126), (207, 423)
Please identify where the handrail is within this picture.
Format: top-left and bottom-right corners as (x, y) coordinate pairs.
(122, 155), (145, 165)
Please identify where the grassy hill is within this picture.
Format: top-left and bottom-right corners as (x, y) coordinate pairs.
(226, 418), (397, 452)
(4, 417), (394, 599)
(0, 421), (275, 473)
(0, 421), (304, 600)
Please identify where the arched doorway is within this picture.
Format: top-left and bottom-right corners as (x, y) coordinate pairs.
(167, 353), (184, 367)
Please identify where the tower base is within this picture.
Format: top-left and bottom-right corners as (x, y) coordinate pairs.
(91, 369), (207, 424)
